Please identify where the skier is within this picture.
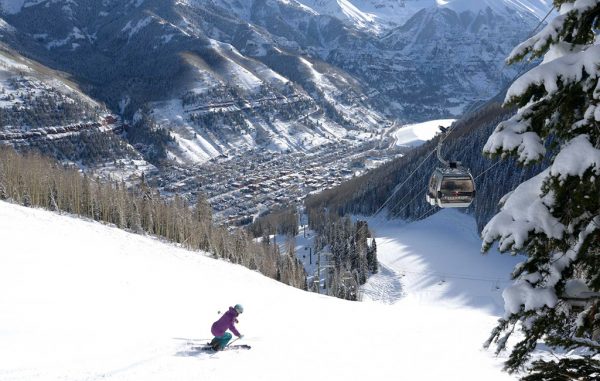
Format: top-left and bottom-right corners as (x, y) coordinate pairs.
(209, 304), (244, 351)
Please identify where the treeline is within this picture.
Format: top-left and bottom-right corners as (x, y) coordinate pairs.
(247, 207), (306, 289)
(305, 103), (545, 231)
(188, 98), (313, 134)
(24, 130), (138, 166)
(189, 110), (247, 132)
(0, 90), (101, 129)
(248, 206), (300, 238)
(0, 147), (306, 288)
(309, 208), (378, 301)
(248, 206), (377, 300)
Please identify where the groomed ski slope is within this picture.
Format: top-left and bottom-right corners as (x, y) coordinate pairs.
(0, 201), (518, 380)
(393, 119), (456, 147)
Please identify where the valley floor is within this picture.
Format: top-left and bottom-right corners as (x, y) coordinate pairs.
(157, 118), (456, 226)
(0, 202), (518, 380)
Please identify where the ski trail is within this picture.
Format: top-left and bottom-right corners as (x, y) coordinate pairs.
(361, 263), (404, 304)
(86, 345), (174, 381)
(176, 344), (219, 359)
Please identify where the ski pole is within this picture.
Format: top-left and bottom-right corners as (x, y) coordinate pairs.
(226, 336), (241, 347)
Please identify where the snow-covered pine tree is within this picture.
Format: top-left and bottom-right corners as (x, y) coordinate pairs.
(482, 1), (600, 377)
(367, 238), (378, 274)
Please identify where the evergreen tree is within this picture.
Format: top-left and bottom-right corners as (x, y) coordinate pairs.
(482, 1), (600, 377)
(0, 178), (6, 200)
(367, 238), (378, 274)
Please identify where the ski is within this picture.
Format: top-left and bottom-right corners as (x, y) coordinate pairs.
(193, 344), (252, 352)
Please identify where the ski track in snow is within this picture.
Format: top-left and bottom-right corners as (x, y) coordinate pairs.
(361, 263), (405, 304)
(363, 209), (520, 315)
(0, 202), (518, 380)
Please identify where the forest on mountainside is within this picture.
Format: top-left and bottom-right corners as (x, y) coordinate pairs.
(249, 206), (377, 301)
(0, 147), (306, 289)
(305, 103), (546, 231)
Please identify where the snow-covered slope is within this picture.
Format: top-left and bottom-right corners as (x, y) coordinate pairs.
(393, 118), (455, 147)
(297, 0), (427, 31)
(0, 0), (554, 22)
(0, 0), (392, 164)
(364, 209), (521, 314)
(0, 0), (553, 166)
(296, 0), (553, 32)
(0, 201), (519, 380)
(0, 0), (26, 14)
(0, 47), (102, 122)
(0, 45), (145, 169)
(437, 0), (553, 19)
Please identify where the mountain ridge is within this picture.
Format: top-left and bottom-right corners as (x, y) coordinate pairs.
(0, 0), (548, 167)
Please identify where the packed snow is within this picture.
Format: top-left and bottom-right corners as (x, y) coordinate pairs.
(364, 210), (522, 313)
(0, 202), (524, 380)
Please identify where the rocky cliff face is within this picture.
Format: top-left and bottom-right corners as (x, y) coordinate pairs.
(348, 5), (537, 119)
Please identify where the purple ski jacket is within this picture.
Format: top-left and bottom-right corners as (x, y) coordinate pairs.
(211, 307), (241, 337)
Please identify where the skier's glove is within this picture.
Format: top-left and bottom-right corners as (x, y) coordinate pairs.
(238, 334), (244, 339)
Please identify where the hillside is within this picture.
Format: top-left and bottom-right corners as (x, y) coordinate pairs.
(0, 45), (144, 167)
(305, 103), (545, 231)
(0, 0), (548, 166)
(0, 200), (519, 380)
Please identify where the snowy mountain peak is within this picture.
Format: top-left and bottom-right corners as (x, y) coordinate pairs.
(296, 0), (429, 30)
(0, 0), (26, 14)
(436, 0), (553, 19)
(293, 0), (552, 32)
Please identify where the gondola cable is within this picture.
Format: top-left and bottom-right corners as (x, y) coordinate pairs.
(373, 145), (439, 216)
(387, 159), (504, 220)
(373, 7), (555, 218)
(374, 121), (465, 217)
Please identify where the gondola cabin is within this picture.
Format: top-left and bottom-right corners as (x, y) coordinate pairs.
(426, 164), (475, 208)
